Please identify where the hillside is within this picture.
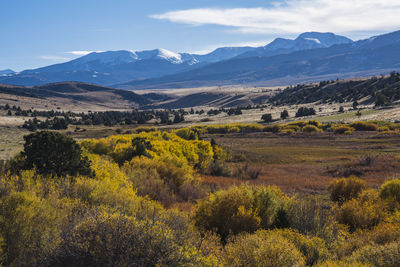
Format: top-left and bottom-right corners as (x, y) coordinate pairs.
(270, 72), (400, 106)
(0, 82), (150, 111)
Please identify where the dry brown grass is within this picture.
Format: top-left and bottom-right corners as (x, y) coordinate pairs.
(202, 132), (400, 194)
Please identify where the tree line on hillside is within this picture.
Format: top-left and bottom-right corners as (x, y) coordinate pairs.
(271, 71), (400, 106)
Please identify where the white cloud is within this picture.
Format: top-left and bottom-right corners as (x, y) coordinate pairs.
(65, 50), (103, 56)
(40, 55), (71, 61)
(150, 0), (400, 36)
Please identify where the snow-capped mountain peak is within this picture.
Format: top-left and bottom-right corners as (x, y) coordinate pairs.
(75, 50), (138, 65)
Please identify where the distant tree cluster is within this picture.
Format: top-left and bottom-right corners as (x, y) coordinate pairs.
(10, 107), (189, 131)
(295, 107), (316, 117)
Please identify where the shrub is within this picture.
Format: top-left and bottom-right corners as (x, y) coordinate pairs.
(380, 179), (400, 210)
(0, 191), (63, 266)
(223, 230), (306, 267)
(49, 212), (216, 266)
(273, 229), (329, 266)
(234, 163), (262, 180)
(207, 160), (232, 177)
(335, 189), (387, 231)
(174, 128), (199, 140)
(302, 125), (321, 133)
(335, 222), (400, 259)
(307, 120), (322, 127)
(350, 122), (378, 131)
(287, 195), (331, 235)
(350, 241), (400, 267)
(193, 185), (288, 241)
(135, 126), (156, 133)
(317, 260), (371, 267)
(334, 126), (354, 134)
(123, 157), (202, 206)
(328, 177), (366, 204)
(82, 131), (216, 171)
(22, 131), (93, 177)
(284, 125), (301, 132)
(263, 125), (281, 133)
(378, 126), (390, 132)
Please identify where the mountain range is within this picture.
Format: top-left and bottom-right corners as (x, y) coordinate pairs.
(1, 31), (400, 89)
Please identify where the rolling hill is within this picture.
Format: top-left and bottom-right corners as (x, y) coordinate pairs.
(0, 82), (150, 109)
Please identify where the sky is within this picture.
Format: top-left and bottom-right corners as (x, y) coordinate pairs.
(2, 0), (400, 71)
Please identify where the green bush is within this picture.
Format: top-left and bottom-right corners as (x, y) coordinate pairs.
(223, 230), (306, 267)
(261, 113), (273, 123)
(23, 131), (93, 177)
(328, 177), (366, 204)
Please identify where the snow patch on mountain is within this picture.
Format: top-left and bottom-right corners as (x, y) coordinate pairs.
(304, 38), (321, 44)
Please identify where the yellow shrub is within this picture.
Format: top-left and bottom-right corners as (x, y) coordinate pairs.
(317, 260), (371, 267)
(334, 125), (355, 134)
(335, 189), (388, 231)
(350, 241), (400, 267)
(49, 211), (218, 266)
(194, 185), (289, 240)
(378, 126), (390, 132)
(380, 179), (400, 210)
(224, 230), (305, 267)
(135, 126), (156, 133)
(82, 131), (216, 170)
(328, 177), (366, 204)
(302, 124), (322, 133)
(0, 191), (63, 266)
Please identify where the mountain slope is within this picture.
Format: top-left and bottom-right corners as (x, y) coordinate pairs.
(0, 69), (15, 76)
(118, 30), (400, 89)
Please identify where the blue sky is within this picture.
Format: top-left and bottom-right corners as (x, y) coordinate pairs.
(2, 0), (400, 71)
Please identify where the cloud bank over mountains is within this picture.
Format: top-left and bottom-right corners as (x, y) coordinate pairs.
(151, 0), (400, 36)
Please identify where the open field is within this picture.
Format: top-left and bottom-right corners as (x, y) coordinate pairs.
(201, 131), (400, 194)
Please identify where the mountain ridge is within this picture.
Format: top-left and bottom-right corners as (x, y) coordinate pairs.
(0, 32), (354, 87)
(117, 30), (400, 89)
